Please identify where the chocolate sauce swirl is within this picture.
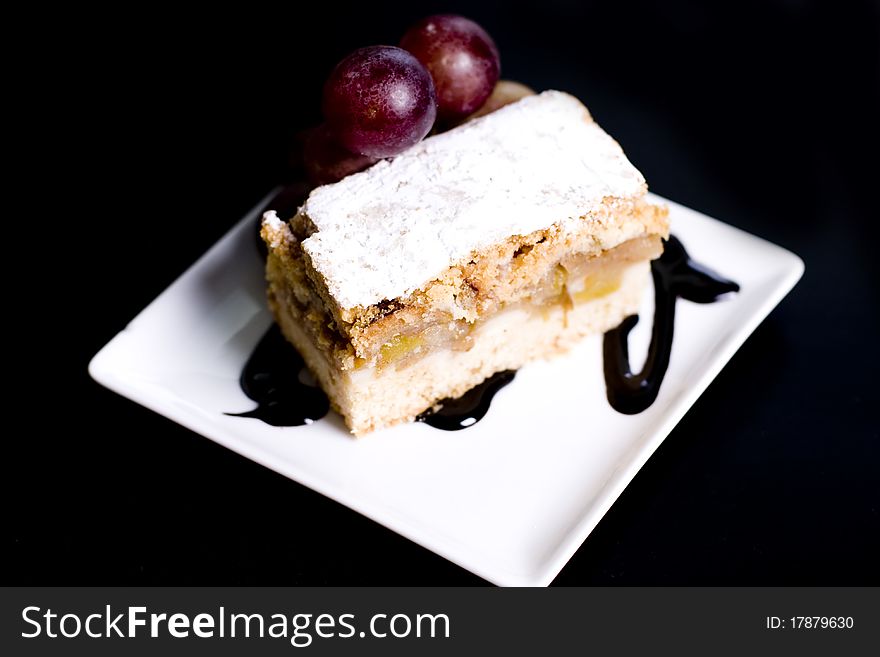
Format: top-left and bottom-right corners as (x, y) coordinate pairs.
(226, 325), (329, 426)
(602, 235), (740, 414)
(417, 370), (516, 430)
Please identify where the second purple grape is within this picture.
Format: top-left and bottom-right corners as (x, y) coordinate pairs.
(400, 14), (501, 123)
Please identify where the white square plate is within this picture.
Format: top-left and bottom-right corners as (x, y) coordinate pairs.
(89, 190), (803, 586)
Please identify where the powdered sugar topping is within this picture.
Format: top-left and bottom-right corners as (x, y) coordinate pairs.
(299, 90), (646, 310)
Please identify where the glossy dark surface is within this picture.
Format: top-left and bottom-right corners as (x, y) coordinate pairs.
(418, 370), (516, 430)
(603, 236), (739, 414)
(15, 1), (879, 585)
(226, 326), (329, 426)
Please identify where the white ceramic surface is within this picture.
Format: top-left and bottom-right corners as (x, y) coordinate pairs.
(89, 190), (804, 586)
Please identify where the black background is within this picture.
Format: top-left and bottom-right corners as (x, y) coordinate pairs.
(9, 0), (879, 584)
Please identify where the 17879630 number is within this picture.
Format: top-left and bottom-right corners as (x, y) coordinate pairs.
(766, 616), (854, 629)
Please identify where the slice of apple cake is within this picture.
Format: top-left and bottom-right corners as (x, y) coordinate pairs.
(261, 91), (669, 435)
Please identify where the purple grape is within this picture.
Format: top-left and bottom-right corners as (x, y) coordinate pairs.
(400, 14), (500, 124)
(303, 124), (377, 186)
(322, 46), (437, 158)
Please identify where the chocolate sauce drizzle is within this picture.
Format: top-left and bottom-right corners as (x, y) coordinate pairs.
(602, 235), (740, 414)
(226, 325), (329, 426)
(417, 370), (517, 430)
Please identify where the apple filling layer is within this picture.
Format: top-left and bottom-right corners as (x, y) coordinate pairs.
(266, 231), (662, 374)
(369, 235), (661, 370)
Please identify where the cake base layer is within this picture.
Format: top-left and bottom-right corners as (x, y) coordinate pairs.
(269, 260), (650, 435)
